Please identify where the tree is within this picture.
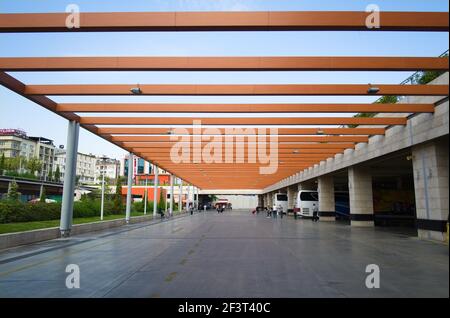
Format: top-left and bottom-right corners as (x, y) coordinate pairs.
(47, 169), (53, 182)
(113, 177), (124, 213)
(0, 153), (5, 175)
(374, 95), (398, 104)
(7, 180), (20, 201)
(6, 157), (20, 172)
(54, 166), (61, 182)
(27, 158), (43, 175)
(39, 186), (46, 203)
(418, 70), (445, 85)
(157, 188), (166, 213)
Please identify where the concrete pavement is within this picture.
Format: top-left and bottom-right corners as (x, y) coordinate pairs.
(0, 210), (448, 298)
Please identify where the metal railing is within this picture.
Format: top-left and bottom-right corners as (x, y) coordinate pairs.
(390, 49), (449, 102)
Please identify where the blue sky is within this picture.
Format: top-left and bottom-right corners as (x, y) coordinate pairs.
(0, 0), (448, 159)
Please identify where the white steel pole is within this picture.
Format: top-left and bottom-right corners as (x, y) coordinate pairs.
(153, 165), (159, 217)
(187, 184), (190, 211)
(100, 170), (105, 220)
(169, 175), (174, 216)
(179, 178), (183, 212)
(125, 153), (133, 223)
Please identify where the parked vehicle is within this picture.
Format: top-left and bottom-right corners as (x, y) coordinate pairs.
(272, 193), (288, 214)
(294, 190), (319, 218)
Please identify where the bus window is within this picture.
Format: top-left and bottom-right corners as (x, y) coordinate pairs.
(276, 194), (288, 201)
(300, 192), (318, 201)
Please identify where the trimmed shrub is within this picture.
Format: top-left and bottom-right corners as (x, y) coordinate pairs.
(0, 201), (60, 223)
(0, 199), (122, 224)
(133, 200), (154, 213)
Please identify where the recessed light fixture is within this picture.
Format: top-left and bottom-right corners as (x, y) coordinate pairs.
(316, 129), (324, 135)
(130, 85), (142, 95)
(293, 150), (300, 154)
(367, 84), (380, 94)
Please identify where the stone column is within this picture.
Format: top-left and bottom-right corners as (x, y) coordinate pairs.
(348, 166), (374, 227)
(287, 186), (296, 212)
(412, 139), (449, 241)
(318, 175), (335, 221)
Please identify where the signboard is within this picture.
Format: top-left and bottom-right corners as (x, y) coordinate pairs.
(0, 129), (26, 136)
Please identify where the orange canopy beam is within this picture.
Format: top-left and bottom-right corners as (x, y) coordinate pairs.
(56, 103), (435, 113)
(24, 84), (449, 96)
(79, 117), (407, 125)
(142, 153), (327, 162)
(120, 142), (355, 149)
(0, 11), (447, 32)
(134, 148), (343, 154)
(1, 56), (448, 72)
(109, 136), (369, 143)
(96, 127), (386, 135)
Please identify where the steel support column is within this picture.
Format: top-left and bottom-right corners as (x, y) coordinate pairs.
(125, 152), (133, 223)
(59, 120), (80, 237)
(179, 178), (183, 212)
(169, 174), (174, 216)
(153, 165), (159, 217)
(187, 184), (191, 210)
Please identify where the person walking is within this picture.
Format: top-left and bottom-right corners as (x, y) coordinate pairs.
(277, 204), (283, 219)
(312, 203), (319, 222)
(159, 207), (165, 220)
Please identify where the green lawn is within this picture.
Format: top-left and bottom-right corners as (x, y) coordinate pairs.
(0, 212), (150, 235)
(0, 209), (186, 235)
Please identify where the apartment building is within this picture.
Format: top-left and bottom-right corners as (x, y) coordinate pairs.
(0, 129), (56, 178)
(55, 149), (96, 184)
(94, 157), (121, 183)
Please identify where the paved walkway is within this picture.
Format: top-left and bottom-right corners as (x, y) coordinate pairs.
(0, 210), (448, 298)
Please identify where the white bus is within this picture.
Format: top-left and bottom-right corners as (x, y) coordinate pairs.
(294, 190), (319, 218)
(272, 193), (288, 214)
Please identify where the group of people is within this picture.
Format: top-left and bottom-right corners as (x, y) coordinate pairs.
(251, 205), (285, 219)
(261, 205), (283, 219)
(253, 205), (320, 221)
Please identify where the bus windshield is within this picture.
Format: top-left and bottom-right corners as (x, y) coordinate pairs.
(300, 192), (318, 201)
(276, 194), (288, 201)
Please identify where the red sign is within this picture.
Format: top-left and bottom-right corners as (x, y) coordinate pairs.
(0, 129), (26, 136)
